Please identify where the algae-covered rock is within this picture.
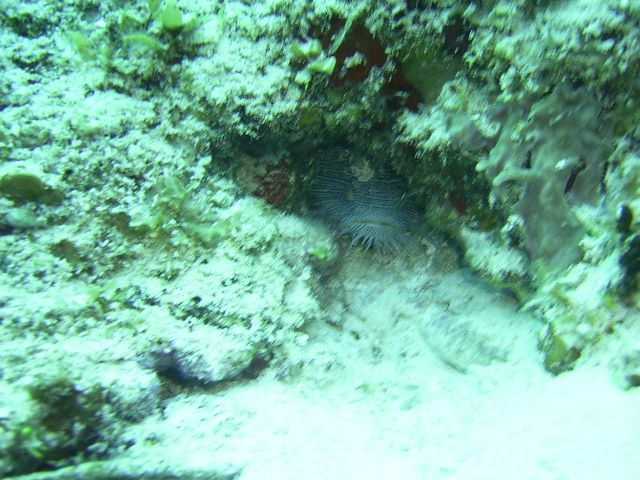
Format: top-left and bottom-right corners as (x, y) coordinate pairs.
(49, 239), (81, 266)
(2, 3), (640, 477)
(618, 355), (640, 389)
(0, 359), (160, 476)
(0, 172), (63, 206)
(3, 206), (41, 229)
(539, 326), (582, 374)
(0, 128), (10, 162)
(459, 226), (529, 293)
(477, 85), (609, 269)
(620, 233), (640, 292)
(144, 320), (258, 385)
(0, 381), (37, 477)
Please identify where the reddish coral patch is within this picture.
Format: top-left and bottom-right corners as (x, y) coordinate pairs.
(253, 162), (291, 206)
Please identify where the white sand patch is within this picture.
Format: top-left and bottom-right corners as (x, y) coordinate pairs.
(124, 249), (640, 479)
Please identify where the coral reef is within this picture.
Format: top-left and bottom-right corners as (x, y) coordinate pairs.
(1, 0), (640, 477)
(476, 84), (610, 269)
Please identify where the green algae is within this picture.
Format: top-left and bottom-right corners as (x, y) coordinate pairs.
(0, 172), (63, 206)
